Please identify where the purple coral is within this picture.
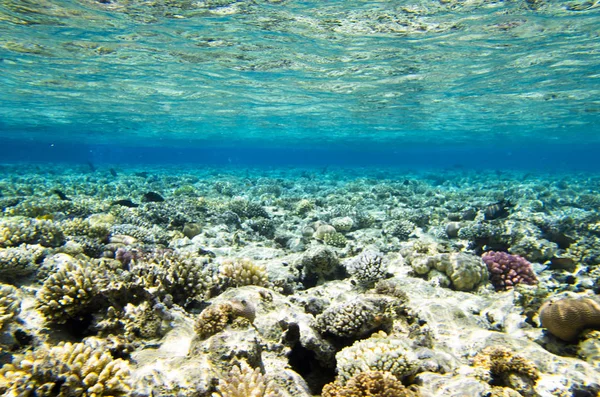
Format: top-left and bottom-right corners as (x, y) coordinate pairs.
(482, 251), (537, 291)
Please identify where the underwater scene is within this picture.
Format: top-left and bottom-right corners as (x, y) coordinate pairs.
(1, 1), (600, 396)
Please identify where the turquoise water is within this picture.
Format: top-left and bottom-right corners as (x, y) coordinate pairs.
(1, 0), (599, 167)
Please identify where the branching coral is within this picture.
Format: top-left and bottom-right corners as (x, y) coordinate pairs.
(219, 258), (269, 289)
(212, 361), (283, 397)
(335, 332), (419, 382)
(344, 250), (389, 288)
(0, 284), (20, 329)
(322, 370), (416, 397)
(195, 299), (256, 340)
(0, 217), (64, 248)
(0, 243), (46, 280)
(473, 345), (539, 395)
(0, 341), (131, 396)
(36, 255), (109, 324)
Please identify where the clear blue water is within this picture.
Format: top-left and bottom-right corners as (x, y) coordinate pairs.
(1, 0), (599, 169)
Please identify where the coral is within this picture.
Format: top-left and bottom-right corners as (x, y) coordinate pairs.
(331, 217), (354, 233)
(335, 332), (419, 382)
(36, 255), (109, 324)
(482, 251), (537, 291)
(61, 217), (110, 240)
(121, 301), (173, 339)
(132, 251), (217, 306)
(297, 245), (342, 285)
(539, 297), (600, 342)
(0, 217), (64, 248)
(212, 360), (283, 397)
(0, 284), (20, 329)
(345, 250), (389, 288)
(0, 341), (131, 396)
(314, 224), (337, 240)
(219, 258), (269, 289)
(473, 346), (539, 395)
(323, 232), (348, 248)
(322, 370), (415, 397)
(383, 220), (415, 240)
(316, 297), (392, 339)
(228, 197), (269, 219)
(0, 243), (46, 279)
(248, 218), (276, 238)
(195, 300), (256, 340)
(410, 253), (488, 291)
(295, 199), (314, 216)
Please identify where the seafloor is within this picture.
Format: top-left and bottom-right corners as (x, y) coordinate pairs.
(1, 163), (599, 397)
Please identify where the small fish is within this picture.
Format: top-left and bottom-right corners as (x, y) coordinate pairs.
(111, 199), (139, 208)
(484, 199), (513, 220)
(142, 191), (164, 203)
(87, 161), (96, 173)
(403, 179), (410, 186)
(52, 189), (71, 201)
(134, 172), (149, 178)
(109, 168), (117, 177)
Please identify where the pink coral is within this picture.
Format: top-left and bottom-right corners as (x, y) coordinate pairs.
(482, 251), (537, 291)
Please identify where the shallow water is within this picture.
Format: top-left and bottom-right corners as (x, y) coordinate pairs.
(1, 2), (600, 397)
(1, 0), (599, 160)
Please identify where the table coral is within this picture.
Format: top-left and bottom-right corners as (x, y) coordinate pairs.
(481, 251), (537, 291)
(322, 370), (416, 397)
(0, 341), (131, 396)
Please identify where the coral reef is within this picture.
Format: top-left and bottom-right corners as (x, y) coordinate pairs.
(482, 251), (537, 291)
(322, 370), (416, 397)
(0, 341), (131, 396)
(539, 297), (600, 342)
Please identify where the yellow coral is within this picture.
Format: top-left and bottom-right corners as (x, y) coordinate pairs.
(194, 299), (256, 339)
(0, 284), (20, 329)
(473, 346), (539, 395)
(212, 361), (283, 397)
(0, 341), (131, 396)
(219, 258), (269, 288)
(322, 370), (416, 397)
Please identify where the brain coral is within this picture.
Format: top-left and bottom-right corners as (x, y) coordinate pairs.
(539, 297), (600, 342)
(482, 251), (537, 291)
(0, 341), (131, 396)
(335, 332), (419, 382)
(213, 360), (283, 397)
(322, 370), (415, 397)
